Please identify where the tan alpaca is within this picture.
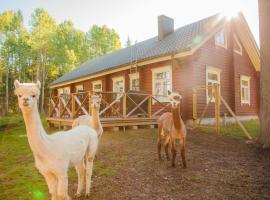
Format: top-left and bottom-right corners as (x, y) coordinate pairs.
(72, 94), (103, 140)
(14, 80), (98, 200)
(157, 91), (187, 168)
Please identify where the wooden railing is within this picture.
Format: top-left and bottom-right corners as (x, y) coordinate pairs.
(48, 91), (171, 119)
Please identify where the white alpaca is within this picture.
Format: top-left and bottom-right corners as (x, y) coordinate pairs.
(14, 80), (98, 200)
(72, 94), (103, 140)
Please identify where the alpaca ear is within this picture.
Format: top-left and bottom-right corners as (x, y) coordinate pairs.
(36, 81), (41, 89)
(168, 90), (171, 95)
(14, 80), (20, 89)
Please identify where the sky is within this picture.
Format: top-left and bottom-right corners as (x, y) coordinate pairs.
(0, 0), (259, 46)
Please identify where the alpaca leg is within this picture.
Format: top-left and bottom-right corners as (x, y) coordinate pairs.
(157, 138), (162, 160)
(57, 173), (70, 200)
(180, 138), (187, 168)
(44, 173), (58, 200)
(171, 140), (176, 167)
(75, 160), (85, 197)
(85, 156), (94, 197)
(164, 137), (170, 161)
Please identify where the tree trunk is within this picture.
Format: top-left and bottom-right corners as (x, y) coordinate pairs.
(5, 62), (9, 116)
(40, 61), (46, 115)
(258, 0), (270, 147)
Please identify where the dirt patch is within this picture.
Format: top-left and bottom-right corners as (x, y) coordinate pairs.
(69, 128), (270, 200)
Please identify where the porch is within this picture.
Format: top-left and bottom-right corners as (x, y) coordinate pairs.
(47, 91), (170, 129)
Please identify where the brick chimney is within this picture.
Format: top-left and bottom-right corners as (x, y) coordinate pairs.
(158, 15), (174, 40)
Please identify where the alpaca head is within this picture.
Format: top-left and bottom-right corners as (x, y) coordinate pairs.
(168, 90), (182, 109)
(14, 80), (41, 111)
(90, 94), (102, 111)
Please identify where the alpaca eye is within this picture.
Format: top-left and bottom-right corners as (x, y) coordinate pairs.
(18, 95), (22, 98)
(32, 95), (36, 98)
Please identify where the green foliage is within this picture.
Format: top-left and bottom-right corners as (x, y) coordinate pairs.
(87, 25), (121, 57)
(0, 8), (122, 115)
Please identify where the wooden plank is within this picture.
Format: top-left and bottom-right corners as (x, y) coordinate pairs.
(220, 96), (252, 140)
(99, 95), (123, 116)
(122, 93), (126, 117)
(126, 95), (149, 117)
(148, 95), (152, 117)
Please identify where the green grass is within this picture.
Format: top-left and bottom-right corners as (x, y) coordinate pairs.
(198, 119), (260, 139)
(0, 115), (260, 199)
(0, 116), (120, 200)
(0, 115), (24, 127)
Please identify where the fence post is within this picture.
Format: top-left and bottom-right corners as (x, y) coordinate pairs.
(122, 93), (126, 118)
(58, 96), (61, 118)
(193, 88), (197, 127)
(88, 92), (91, 116)
(148, 95), (152, 117)
(72, 94), (75, 119)
(214, 84), (221, 134)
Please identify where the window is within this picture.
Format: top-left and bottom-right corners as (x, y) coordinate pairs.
(112, 76), (125, 100)
(92, 80), (102, 93)
(129, 73), (140, 91)
(152, 66), (172, 102)
(233, 34), (242, 55)
(206, 66), (221, 102)
(75, 84), (84, 92)
(215, 30), (227, 48)
(58, 87), (70, 95)
(240, 75), (250, 105)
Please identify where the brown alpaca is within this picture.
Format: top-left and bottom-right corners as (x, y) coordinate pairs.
(157, 91), (187, 168)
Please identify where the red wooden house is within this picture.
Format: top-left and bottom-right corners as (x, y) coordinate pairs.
(48, 13), (260, 128)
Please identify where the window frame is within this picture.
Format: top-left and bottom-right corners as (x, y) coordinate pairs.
(75, 84), (84, 93)
(112, 76), (125, 100)
(240, 75), (251, 105)
(92, 80), (103, 93)
(58, 86), (70, 95)
(129, 72), (140, 91)
(233, 34), (242, 55)
(215, 29), (227, 49)
(151, 65), (172, 102)
(206, 66), (221, 103)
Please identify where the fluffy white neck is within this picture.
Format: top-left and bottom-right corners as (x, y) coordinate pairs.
(22, 103), (49, 157)
(91, 108), (100, 129)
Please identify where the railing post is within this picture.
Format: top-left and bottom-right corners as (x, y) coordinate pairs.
(193, 88), (197, 127)
(58, 96), (61, 118)
(148, 95), (152, 118)
(72, 94), (75, 119)
(214, 84), (221, 134)
(122, 93), (126, 118)
(88, 92), (91, 116)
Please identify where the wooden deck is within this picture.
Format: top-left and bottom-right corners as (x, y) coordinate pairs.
(47, 117), (159, 128)
(47, 91), (170, 128)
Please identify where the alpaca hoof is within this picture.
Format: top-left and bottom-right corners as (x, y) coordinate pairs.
(85, 192), (90, 197)
(75, 193), (82, 198)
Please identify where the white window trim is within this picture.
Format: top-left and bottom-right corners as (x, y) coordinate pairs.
(58, 86), (70, 95)
(233, 34), (242, 56)
(206, 66), (221, 103)
(112, 76), (125, 93)
(240, 75), (251, 105)
(151, 65), (172, 102)
(129, 72), (140, 91)
(75, 84), (84, 92)
(92, 80), (102, 92)
(215, 29), (227, 49)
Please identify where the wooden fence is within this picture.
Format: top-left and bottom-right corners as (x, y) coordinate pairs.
(48, 91), (170, 121)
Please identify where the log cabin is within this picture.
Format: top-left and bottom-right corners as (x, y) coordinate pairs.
(47, 13), (260, 128)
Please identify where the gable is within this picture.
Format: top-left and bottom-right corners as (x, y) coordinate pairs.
(232, 13), (260, 71)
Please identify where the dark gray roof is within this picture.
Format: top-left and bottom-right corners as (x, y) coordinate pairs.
(51, 14), (225, 86)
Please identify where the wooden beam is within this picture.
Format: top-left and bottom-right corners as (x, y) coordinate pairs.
(220, 96), (252, 140)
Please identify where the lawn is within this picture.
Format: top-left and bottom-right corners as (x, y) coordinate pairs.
(1, 117), (270, 200)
